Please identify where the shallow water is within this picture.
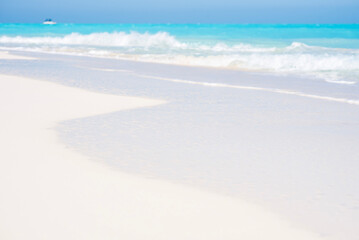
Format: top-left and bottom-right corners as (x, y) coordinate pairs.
(1, 52), (359, 239)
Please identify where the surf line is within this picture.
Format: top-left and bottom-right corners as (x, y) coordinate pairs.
(90, 67), (359, 106)
(133, 73), (359, 106)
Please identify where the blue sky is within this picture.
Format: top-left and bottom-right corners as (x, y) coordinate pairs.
(0, 0), (358, 23)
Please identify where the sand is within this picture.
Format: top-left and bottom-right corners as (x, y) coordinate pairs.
(0, 52), (322, 239)
(0, 51), (37, 60)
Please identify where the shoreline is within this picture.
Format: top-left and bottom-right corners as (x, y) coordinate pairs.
(2, 48), (357, 87)
(0, 52), (323, 239)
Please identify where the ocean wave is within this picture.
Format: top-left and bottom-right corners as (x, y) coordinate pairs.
(1, 31), (358, 83)
(0, 31), (186, 48)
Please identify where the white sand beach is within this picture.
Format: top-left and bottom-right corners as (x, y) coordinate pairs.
(0, 51), (326, 239)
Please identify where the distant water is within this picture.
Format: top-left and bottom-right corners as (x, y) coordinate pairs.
(1, 24), (359, 84)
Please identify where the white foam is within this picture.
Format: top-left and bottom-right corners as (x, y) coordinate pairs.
(0, 31), (186, 48)
(325, 79), (356, 85)
(1, 32), (358, 83)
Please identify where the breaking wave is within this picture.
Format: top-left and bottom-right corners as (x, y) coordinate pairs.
(0, 31), (186, 48)
(1, 31), (358, 83)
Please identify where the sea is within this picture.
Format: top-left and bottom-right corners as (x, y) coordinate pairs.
(0, 23), (359, 84)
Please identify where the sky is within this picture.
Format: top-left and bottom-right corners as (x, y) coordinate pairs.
(0, 0), (358, 23)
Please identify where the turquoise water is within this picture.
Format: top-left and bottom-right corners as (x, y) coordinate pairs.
(1, 24), (359, 83)
(1, 24), (359, 47)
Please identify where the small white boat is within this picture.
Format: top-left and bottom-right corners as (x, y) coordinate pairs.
(43, 19), (56, 25)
